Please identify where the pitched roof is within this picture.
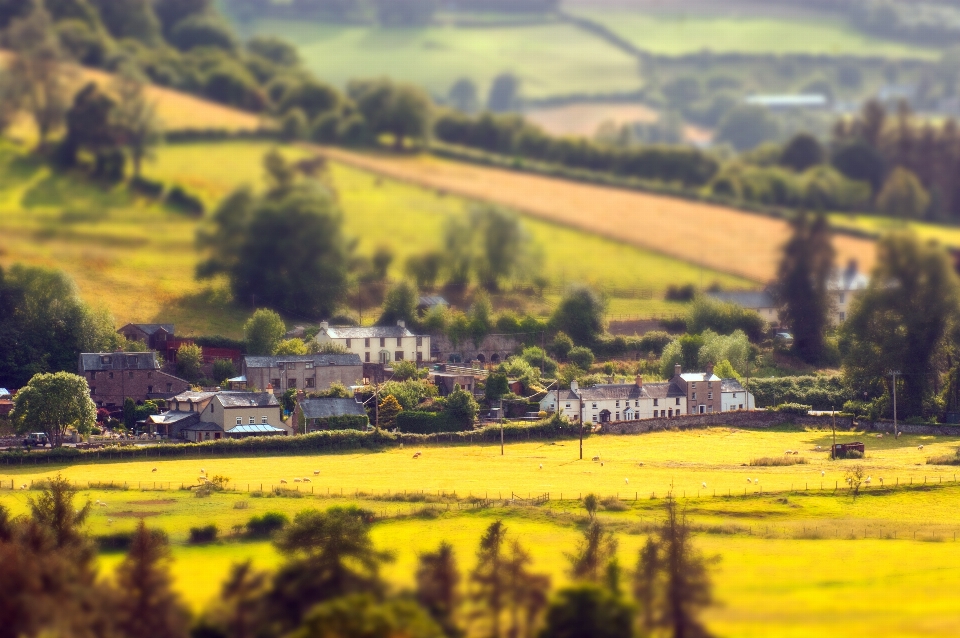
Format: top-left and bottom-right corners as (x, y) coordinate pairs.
(171, 390), (218, 403)
(721, 378), (747, 393)
(180, 421), (223, 432)
(579, 384), (645, 401)
(321, 325), (416, 339)
(642, 381), (687, 398)
(299, 397), (366, 419)
(147, 411), (199, 425)
(243, 354), (362, 368)
(122, 323), (174, 335)
(79, 352), (161, 372)
(216, 392), (279, 408)
(680, 373), (721, 383)
(418, 295), (449, 307)
(0, 388), (10, 398)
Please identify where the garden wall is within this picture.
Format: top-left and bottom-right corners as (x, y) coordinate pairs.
(601, 411), (855, 435)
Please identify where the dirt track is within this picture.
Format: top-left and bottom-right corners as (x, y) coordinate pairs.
(314, 146), (877, 283)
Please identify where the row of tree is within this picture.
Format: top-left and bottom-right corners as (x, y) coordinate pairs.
(226, 0), (559, 24)
(0, 476), (714, 638)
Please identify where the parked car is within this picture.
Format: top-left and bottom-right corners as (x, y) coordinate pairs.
(22, 432), (49, 447)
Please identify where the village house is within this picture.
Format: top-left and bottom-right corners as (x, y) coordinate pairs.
(79, 352), (190, 408)
(674, 364), (723, 415)
(240, 353), (363, 395)
(155, 390), (288, 441)
(315, 320), (431, 364)
(721, 378), (755, 412)
(117, 323), (175, 351)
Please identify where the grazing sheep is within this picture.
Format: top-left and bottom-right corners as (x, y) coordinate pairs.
(151, 468), (157, 472)
(625, 478), (629, 484)
(280, 479), (288, 484)
(784, 450), (793, 455)
(747, 478), (752, 483)
(880, 478), (884, 484)
(19, 484), (26, 490)
(313, 470), (320, 475)
(107, 519), (113, 524)
(539, 464), (543, 470)
(754, 479), (759, 484)
(821, 471), (825, 477)
(294, 478), (302, 483)
(200, 469), (205, 474)
(99, 502), (107, 508)
(592, 456), (601, 462)
(876, 433), (883, 438)
(600, 462), (604, 467)
(918, 445), (924, 450)
(815, 445), (822, 451)
(702, 482), (706, 488)
(637, 462), (644, 466)
(793, 451), (799, 456)
(303, 478), (311, 483)
(413, 452), (421, 459)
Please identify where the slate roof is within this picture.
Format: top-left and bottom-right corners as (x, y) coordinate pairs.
(299, 397), (366, 420)
(578, 384), (646, 401)
(216, 392), (279, 408)
(171, 391), (218, 403)
(125, 323), (174, 335)
(243, 354), (362, 368)
(147, 411), (199, 425)
(0, 388), (10, 398)
(321, 325), (416, 339)
(642, 381), (687, 398)
(79, 352), (161, 372)
(418, 295), (449, 308)
(180, 421), (223, 432)
(680, 373), (722, 383)
(721, 379), (747, 393)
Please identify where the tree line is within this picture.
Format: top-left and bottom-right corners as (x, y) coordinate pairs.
(226, 0), (560, 24)
(0, 476), (716, 638)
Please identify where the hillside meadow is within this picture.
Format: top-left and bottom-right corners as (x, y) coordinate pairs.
(0, 139), (747, 335)
(4, 426), (960, 636)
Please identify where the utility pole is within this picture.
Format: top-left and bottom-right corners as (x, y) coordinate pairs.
(891, 370), (901, 438)
(499, 396), (504, 456)
(832, 406), (836, 460)
(578, 395), (584, 460)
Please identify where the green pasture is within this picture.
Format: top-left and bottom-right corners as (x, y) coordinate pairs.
(0, 139), (746, 334)
(570, 10), (940, 59)
(240, 20), (643, 99)
(5, 427), (960, 637)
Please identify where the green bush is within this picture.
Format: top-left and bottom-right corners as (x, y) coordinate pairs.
(96, 529), (169, 552)
(749, 376), (852, 411)
(166, 185), (205, 217)
(568, 346), (595, 370)
(311, 415), (369, 431)
(188, 524), (219, 544)
(769, 403), (812, 415)
(246, 511), (289, 538)
(130, 176), (165, 198)
(396, 411), (452, 434)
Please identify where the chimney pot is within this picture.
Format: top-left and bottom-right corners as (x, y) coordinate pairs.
(706, 363), (714, 377)
(635, 375), (643, 388)
(397, 320), (406, 328)
(674, 363), (682, 377)
(320, 321), (329, 330)
(570, 380), (579, 392)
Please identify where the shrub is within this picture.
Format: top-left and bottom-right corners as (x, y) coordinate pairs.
(750, 376), (852, 411)
(770, 403), (812, 415)
(166, 185), (205, 217)
(246, 511), (289, 537)
(96, 529), (168, 552)
(188, 524), (219, 544)
(568, 346), (595, 370)
(750, 456), (808, 466)
(130, 176), (165, 198)
(396, 411), (451, 434)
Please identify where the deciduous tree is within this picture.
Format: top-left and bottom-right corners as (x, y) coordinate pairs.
(244, 309), (286, 356)
(12, 372), (96, 447)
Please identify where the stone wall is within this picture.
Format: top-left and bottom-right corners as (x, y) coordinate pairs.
(857, 420), (960, 436)
(601, 410), (855, 435)
(431, 334), (523, 364)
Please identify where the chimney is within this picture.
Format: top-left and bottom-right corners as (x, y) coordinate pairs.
(266, 383), (273, 392)
(635, 375), (643, 389)
(706, 363), (714, 377)
(570, 380), (579, 393)
(674, 363), (682, 377)
(320, 321), (329, 331)
(397, 320), (406, 329)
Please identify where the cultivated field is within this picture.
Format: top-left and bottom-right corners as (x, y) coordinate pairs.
(567, 9), (940, 59)
(522, 102), (712, 144)
(4, 427), (960, 637)
(237, 20), (644, 99)
(315, 146), (879, 282)
(829, 213), (960, 250)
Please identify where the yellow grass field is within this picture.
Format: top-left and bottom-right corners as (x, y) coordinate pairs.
(4, 427), (960, 637)
(313, 146), (878, 283)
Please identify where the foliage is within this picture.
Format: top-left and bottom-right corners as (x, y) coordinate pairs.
(750, 456), (808, 466)
(840, 233), (960, 419)
(244, 309), (286, 356)
(288, 593), (444, 638)
(379, 281), (419, 328)
(378, 395), (403, 429)
(485, 372), (510, 402)
(770, 403), (812, 415)
(246, 511), (289, 538)
(712, 359), (740, 382)
(443, 384), (480, 429)
(748, 376), (851, 410)
(498, 357), (542, 392)
(567, 520), (618, 585)
(774, 212), (836, 365)
(551, 332), (574, 361)
(188, 524), (219, 544)
(111, 65), (163, 178)
(175, 343), (203, 382)
(165, 185), (205, 216)
(551, 287), (606, 345)
(716, 104), (781, 151)
(876, 167), (930, 219)
(275, 338), (308, 356)
(660, 330), (751, 378)
(391, 361), (421, 382)
(686, 296), (765, 342)
(779, 133), (824, 172)
(416, 542), (461, 638)
(396, 411), (450, 434)
(567, 346), (595, 371)
(197, 152), (351, 319)
(540, 585), (635, 638)
(11, 372), (96, 447)
(520, 347), (558, 377)
(348, 78), (432, 149)
(213, 359), (237, 384)
(377, 380), (438, 412)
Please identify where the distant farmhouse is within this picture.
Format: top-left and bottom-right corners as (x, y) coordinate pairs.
(540, 365), (755, 424)
(292, 396), (369, 434)
(117, 323), (241, 368)
(240, 353), (363, 395)
(709, 261), (869, 330)
(148, 390), (288, 441)
(79, 352), (190, 408)
(315, 320), (431, 364)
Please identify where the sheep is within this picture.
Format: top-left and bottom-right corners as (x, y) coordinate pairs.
(592, 455), (601, 462)
(754, 479), (759, 484)
(293, 478), (302, 483)
(413, 452), (422, 459)
(815, 445), (822, 450)
(151, 468), (157, 473)
(637, 462), (644, 466)
(784, 450), (793, 456)
(821, 471), (825, 477)
(918, 444), (924, 450)
(879, 477), (884, 485)
(793, 451), (800, 456)
(624, 478), (629, 485)
(747, 478), (752, 483)
(19, 484), (26, 490)
(600, 462), (604, 467)
(200, 468), (206, 474)
(702, 482), (707, 488)
(313, 470), (320, 476)
(99, 502), (107, 508)
(539, 464), (543, 470)
(280, 479), (288, 484)
(876, 433), (883, 438)
(107, 518), (113, 524)
(302, 478), (311, 483)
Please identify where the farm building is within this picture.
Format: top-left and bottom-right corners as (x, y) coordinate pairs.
(293, 397), (369, 433)
(79, 352), (190, 408)
(241, 353), (363, 395)
(163, 390), (290, 438)
(316, 320), (431, 364)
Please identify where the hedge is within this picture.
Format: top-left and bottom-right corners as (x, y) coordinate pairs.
(312, 415), (369, 431)
(166, 186), (205, 217)
(165, 128), (279, 143)
(396, 411), (451, 434)
(747, 376), (853, 411)
(768, 403), (813, 415)
(0, 417), (583, 466)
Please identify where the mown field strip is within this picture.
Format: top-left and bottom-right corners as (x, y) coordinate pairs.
(313, 146), (878, 282)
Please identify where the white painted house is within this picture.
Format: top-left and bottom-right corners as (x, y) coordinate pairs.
(720, 378), (756, 412)
(315, 321), (431, 364)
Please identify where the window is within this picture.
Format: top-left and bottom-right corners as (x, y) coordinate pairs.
(733, 393), (738, 398)
(839, 293), (846, 304)
(278, 363), (285, 371)
(615, 400), (620, 408)
(288, 378), (296, 388)
(565, 403), (571, 409)
(668, 409), (673, 417)
(211, 404), (214, 412)
(675, 398), (681, 405)
(395, 351), (404, 361)
(236, 417), (242, 425)
(380, 338), (385, 347)
(306, 378), (315, 388)
(707, 407), (714, 413)
(615, 412), (620, 421)
(692, 393), (697, 400)
(166, 383), (172, 392)
(839, 312), (846, 322)
(592, 415), (598, 423)
(101, 356), (112, 365)
(699, 405), (706, 414)
(691, 382), (696, 389)
(653, 399), (659, 406)
(365, 352), (370, 363)
(365, 338), (370, 347)
(147, 385), (153, 393)
(397, 337), (402, 346)
(91, 386), (96, 394)
(416, 352), (423, 362)
(262, 416), (268, 424)
(592, 403), (597, 409)
(271, 379), (280, 388)
(346, 338), (352, 347)
(416, 336), (422, 346)
(306, 362), (314, 369)
(127, 356), (139, 368)
(708, 392), (713, 400)
(635, 401), (639, 407)
(249, 416), (255, 424)
(661, 410), (666, 417)
(739, 404), (744, 410)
